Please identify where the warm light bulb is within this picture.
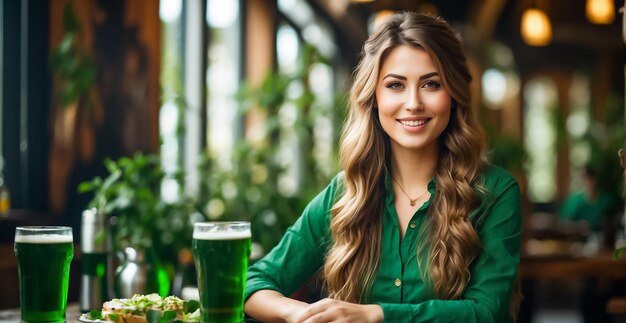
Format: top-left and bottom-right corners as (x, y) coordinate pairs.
(521, 8), (552, 46)
(586, 0), (615, 24)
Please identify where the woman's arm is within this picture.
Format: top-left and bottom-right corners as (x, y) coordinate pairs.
(244, 174), (342, 321)
(246, 293), (384, 323)
(245, 290), (309, 323)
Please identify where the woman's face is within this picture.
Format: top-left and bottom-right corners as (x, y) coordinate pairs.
(375, 45), (452, 154)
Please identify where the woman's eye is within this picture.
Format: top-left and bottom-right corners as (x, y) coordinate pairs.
(385, 82), (404, 90)
(422, 80), (441, 89)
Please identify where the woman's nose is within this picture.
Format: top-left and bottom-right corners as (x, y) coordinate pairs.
(405, 87), (422, 111)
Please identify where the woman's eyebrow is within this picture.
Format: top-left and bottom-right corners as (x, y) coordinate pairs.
(419, 72), (439, 80)
(382, 73), (406, 81)
(382, 71), (439, 81)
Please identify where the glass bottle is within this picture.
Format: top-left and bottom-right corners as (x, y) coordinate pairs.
(80, 208), (109, 312)
(0, 164), (10, 215)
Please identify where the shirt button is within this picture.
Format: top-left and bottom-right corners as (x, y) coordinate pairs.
(409, 223), (416, 229)
(394, 278), (402, 287)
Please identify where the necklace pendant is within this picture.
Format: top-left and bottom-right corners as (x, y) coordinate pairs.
(410, 200), (416, 206)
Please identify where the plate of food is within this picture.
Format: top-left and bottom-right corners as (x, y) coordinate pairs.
(79, 293), (200, 323)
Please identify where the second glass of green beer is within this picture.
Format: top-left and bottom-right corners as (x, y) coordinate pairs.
(14, 226), (74, 323)
(192, 222), (251, 323)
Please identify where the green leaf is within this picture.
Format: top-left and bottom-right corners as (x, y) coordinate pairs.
(146, 310), (161, 323)
(101, 170), (122, 192)
(77, 181), (94, 193)
(108, 313), (119, 321)
(613, 247), (625, 260)
(160, 310), (177, 323)
(88, 310), (104, 320)
(184, 300), (200, 314)
(58, 34), (75, 55)
(104, 158), (118, 173)
(62, 1), (80, 32)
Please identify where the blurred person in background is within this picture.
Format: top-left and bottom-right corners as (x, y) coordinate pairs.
(560, 165), (621, 241)
(560, 164), (623, 323)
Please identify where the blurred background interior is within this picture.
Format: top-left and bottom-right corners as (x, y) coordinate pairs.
(0, 0), (625, 322)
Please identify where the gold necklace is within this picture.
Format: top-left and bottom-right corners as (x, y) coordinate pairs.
(392, 176), (428, 207)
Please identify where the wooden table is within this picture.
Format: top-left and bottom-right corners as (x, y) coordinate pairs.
(519, 253), (626, 323)
(0, 303), (81, 323)
(0, 303), (260, 322)
(607, 297), (626, 323)
(520, 253), (626, 279)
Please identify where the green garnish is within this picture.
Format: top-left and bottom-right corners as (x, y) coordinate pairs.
(145, 309), (180, 323)
(108, 313), (119, 321)
(182, 309), (200, 323)
(161, 310), (177, 322)
(183, 300), (199, 315)
(88, 310), (104, 320)
(147, 310), (161, 323)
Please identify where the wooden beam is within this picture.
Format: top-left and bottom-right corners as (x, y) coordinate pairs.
(244, 0), (276, 142)
(469, 0), (508, 44)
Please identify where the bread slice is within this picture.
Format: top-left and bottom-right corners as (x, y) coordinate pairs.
(101, 294), (185, 323)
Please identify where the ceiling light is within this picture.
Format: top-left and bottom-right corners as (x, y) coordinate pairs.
(586, 0), (615, 24)
(521, 8), (552, 46)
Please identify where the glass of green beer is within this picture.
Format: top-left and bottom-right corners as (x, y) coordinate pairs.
(14, 226), (74, 323)
(192, 222), (251, 323)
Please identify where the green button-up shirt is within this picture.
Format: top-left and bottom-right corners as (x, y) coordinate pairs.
(246, 165), (521, 322)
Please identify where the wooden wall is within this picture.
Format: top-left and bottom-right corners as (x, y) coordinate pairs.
(48, 0), (161, 218)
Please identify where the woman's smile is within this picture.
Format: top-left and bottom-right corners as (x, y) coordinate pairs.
(396, 117), (431, 131)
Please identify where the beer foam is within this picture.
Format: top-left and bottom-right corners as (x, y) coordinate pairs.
(15, 234), (73, 244)
(193, 230), (251, 240)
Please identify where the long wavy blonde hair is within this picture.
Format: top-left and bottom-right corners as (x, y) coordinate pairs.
(323, 12), (520, 317)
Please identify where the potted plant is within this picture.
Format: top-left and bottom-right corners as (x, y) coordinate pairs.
(79, 153), (197, 297)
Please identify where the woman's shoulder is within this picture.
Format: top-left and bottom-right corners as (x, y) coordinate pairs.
(332, 170), (345, 184)
(326, 171), (346, 196)
(304, 171), (345, 215)
(471, 164), (522, 229)
(480, 164), (519, 192)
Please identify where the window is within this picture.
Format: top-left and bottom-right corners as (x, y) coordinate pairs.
(206, 0), (242, 167)
(160, 0), (243, 198)
(524, 77), (558, 203)
(159, 0), (184, 203)
(566, 74), (591, 191)
(159, 0), (341, 201)
(276, 0), (340, 194)
(1, 0), (49, 210)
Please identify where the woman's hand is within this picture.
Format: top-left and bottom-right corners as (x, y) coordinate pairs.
(245, 290), (309, 323)
(294, 298), (383, 323)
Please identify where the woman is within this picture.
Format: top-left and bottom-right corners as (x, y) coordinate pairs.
(245, 12), (521, 323)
